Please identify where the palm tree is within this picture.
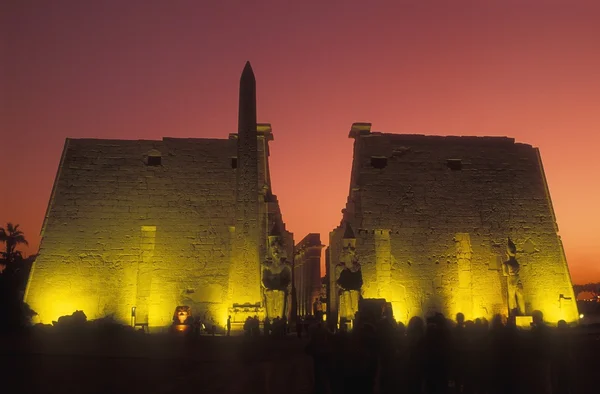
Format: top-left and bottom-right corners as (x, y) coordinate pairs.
(0, 223), (28, 265)
(0, 224), (36, 329)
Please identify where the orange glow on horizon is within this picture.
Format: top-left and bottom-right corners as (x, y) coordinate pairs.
(2, 2), (599, 284)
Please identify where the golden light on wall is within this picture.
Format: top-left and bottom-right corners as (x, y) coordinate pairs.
(31, 290), (97, 324)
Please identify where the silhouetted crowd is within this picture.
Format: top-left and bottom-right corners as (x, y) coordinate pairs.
(243, 316), (261, 336)
(305, 311), (574, 394)
(244, 315), (290, 337)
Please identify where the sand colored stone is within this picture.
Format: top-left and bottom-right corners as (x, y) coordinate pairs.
(25, 66), (578, 329)
(328, 123), (578, 325)
(25, 64), (293, 330)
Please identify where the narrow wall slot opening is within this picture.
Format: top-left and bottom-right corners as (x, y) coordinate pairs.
(147, 156), (162, 166)
(447, 159), (462, 171)
(371, 157), (388, 169)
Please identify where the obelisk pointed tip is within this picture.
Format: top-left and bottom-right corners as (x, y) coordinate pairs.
(242, 61), (254, 77)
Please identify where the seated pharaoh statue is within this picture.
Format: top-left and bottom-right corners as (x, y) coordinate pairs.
(336, 229), (363, 321)
(262, 232), (291, 319)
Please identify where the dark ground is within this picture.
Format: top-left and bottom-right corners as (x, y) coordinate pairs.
(1, 327), (600, 394)
(0, 332), (313, 394)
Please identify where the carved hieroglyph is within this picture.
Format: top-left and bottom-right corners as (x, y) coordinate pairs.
(454, 233), (473, 317)
(135, 226), (156, 324)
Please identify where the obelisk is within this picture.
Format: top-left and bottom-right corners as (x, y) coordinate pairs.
(228, 62), (261, 308)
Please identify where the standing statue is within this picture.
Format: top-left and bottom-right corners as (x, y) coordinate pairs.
(503, 238), (525, 316)
(262, 230), (291, 319)
(336, 225), (362, 322)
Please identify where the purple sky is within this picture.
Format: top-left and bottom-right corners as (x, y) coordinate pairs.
(2, 1), (599, 283)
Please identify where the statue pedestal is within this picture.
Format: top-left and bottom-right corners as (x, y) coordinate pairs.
(515, 316), (533, 329)
(171, 324), (191, 334)
(228, 303), (265, 332)
(339, 290), (360, 321)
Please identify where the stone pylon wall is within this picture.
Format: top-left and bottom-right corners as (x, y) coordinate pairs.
(329, 125), (578, 325)
(26, 137), (241, 328)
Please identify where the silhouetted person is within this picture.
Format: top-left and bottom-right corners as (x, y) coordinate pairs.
(530, 310), (552, 394)
(406, 316), (426, 394)
(425, 313), (450, 394)
(375, 316), (397, 394)
(296, 318), (302, 338)
(330, 327), (349, 394)
(397, 321), (406, 336)
(243, 316), (251, 336)
(282, 315), (288, 335)
(226, 315), (231, 336)
(393, 321), (408, 393)
(194, 317), (201, 337)
(551, 320), (573, 394)
(313, 297), (321, 315)
(455, 312), (465, 327)
(506, 314), (522, 393)
(461, 320), (477, 394)
(349, 323), (379, 394)
(264, 317), (271, 336)
(452, 312), (468, 393)
(305, 323), (333, 394)
(251, 315), (260, 336)
(469, 318), (488, 394)
(487, 314), (520, 394)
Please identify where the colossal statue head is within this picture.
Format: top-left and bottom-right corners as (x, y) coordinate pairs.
(507, 237), (517, 257)
(269, 236), (287, 264)
(173, 306), (192, 324)
(340, 223), (359, 271)
(339, 242), (359, 271)
(268, 223), (287, 264)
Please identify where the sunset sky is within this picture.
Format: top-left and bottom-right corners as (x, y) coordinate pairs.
(2, 1), (599, 284)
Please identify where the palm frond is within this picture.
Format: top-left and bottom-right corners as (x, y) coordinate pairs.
(13, 235), (28, 246)
(0, 223), (28, 259)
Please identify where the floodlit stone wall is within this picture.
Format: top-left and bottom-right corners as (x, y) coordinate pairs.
(26, 137), (253, 328)
(329, 124), (578, 325)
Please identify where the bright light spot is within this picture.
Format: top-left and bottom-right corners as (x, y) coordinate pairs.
(579, 313), (584, 319)
(174, 324), (189, 332)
